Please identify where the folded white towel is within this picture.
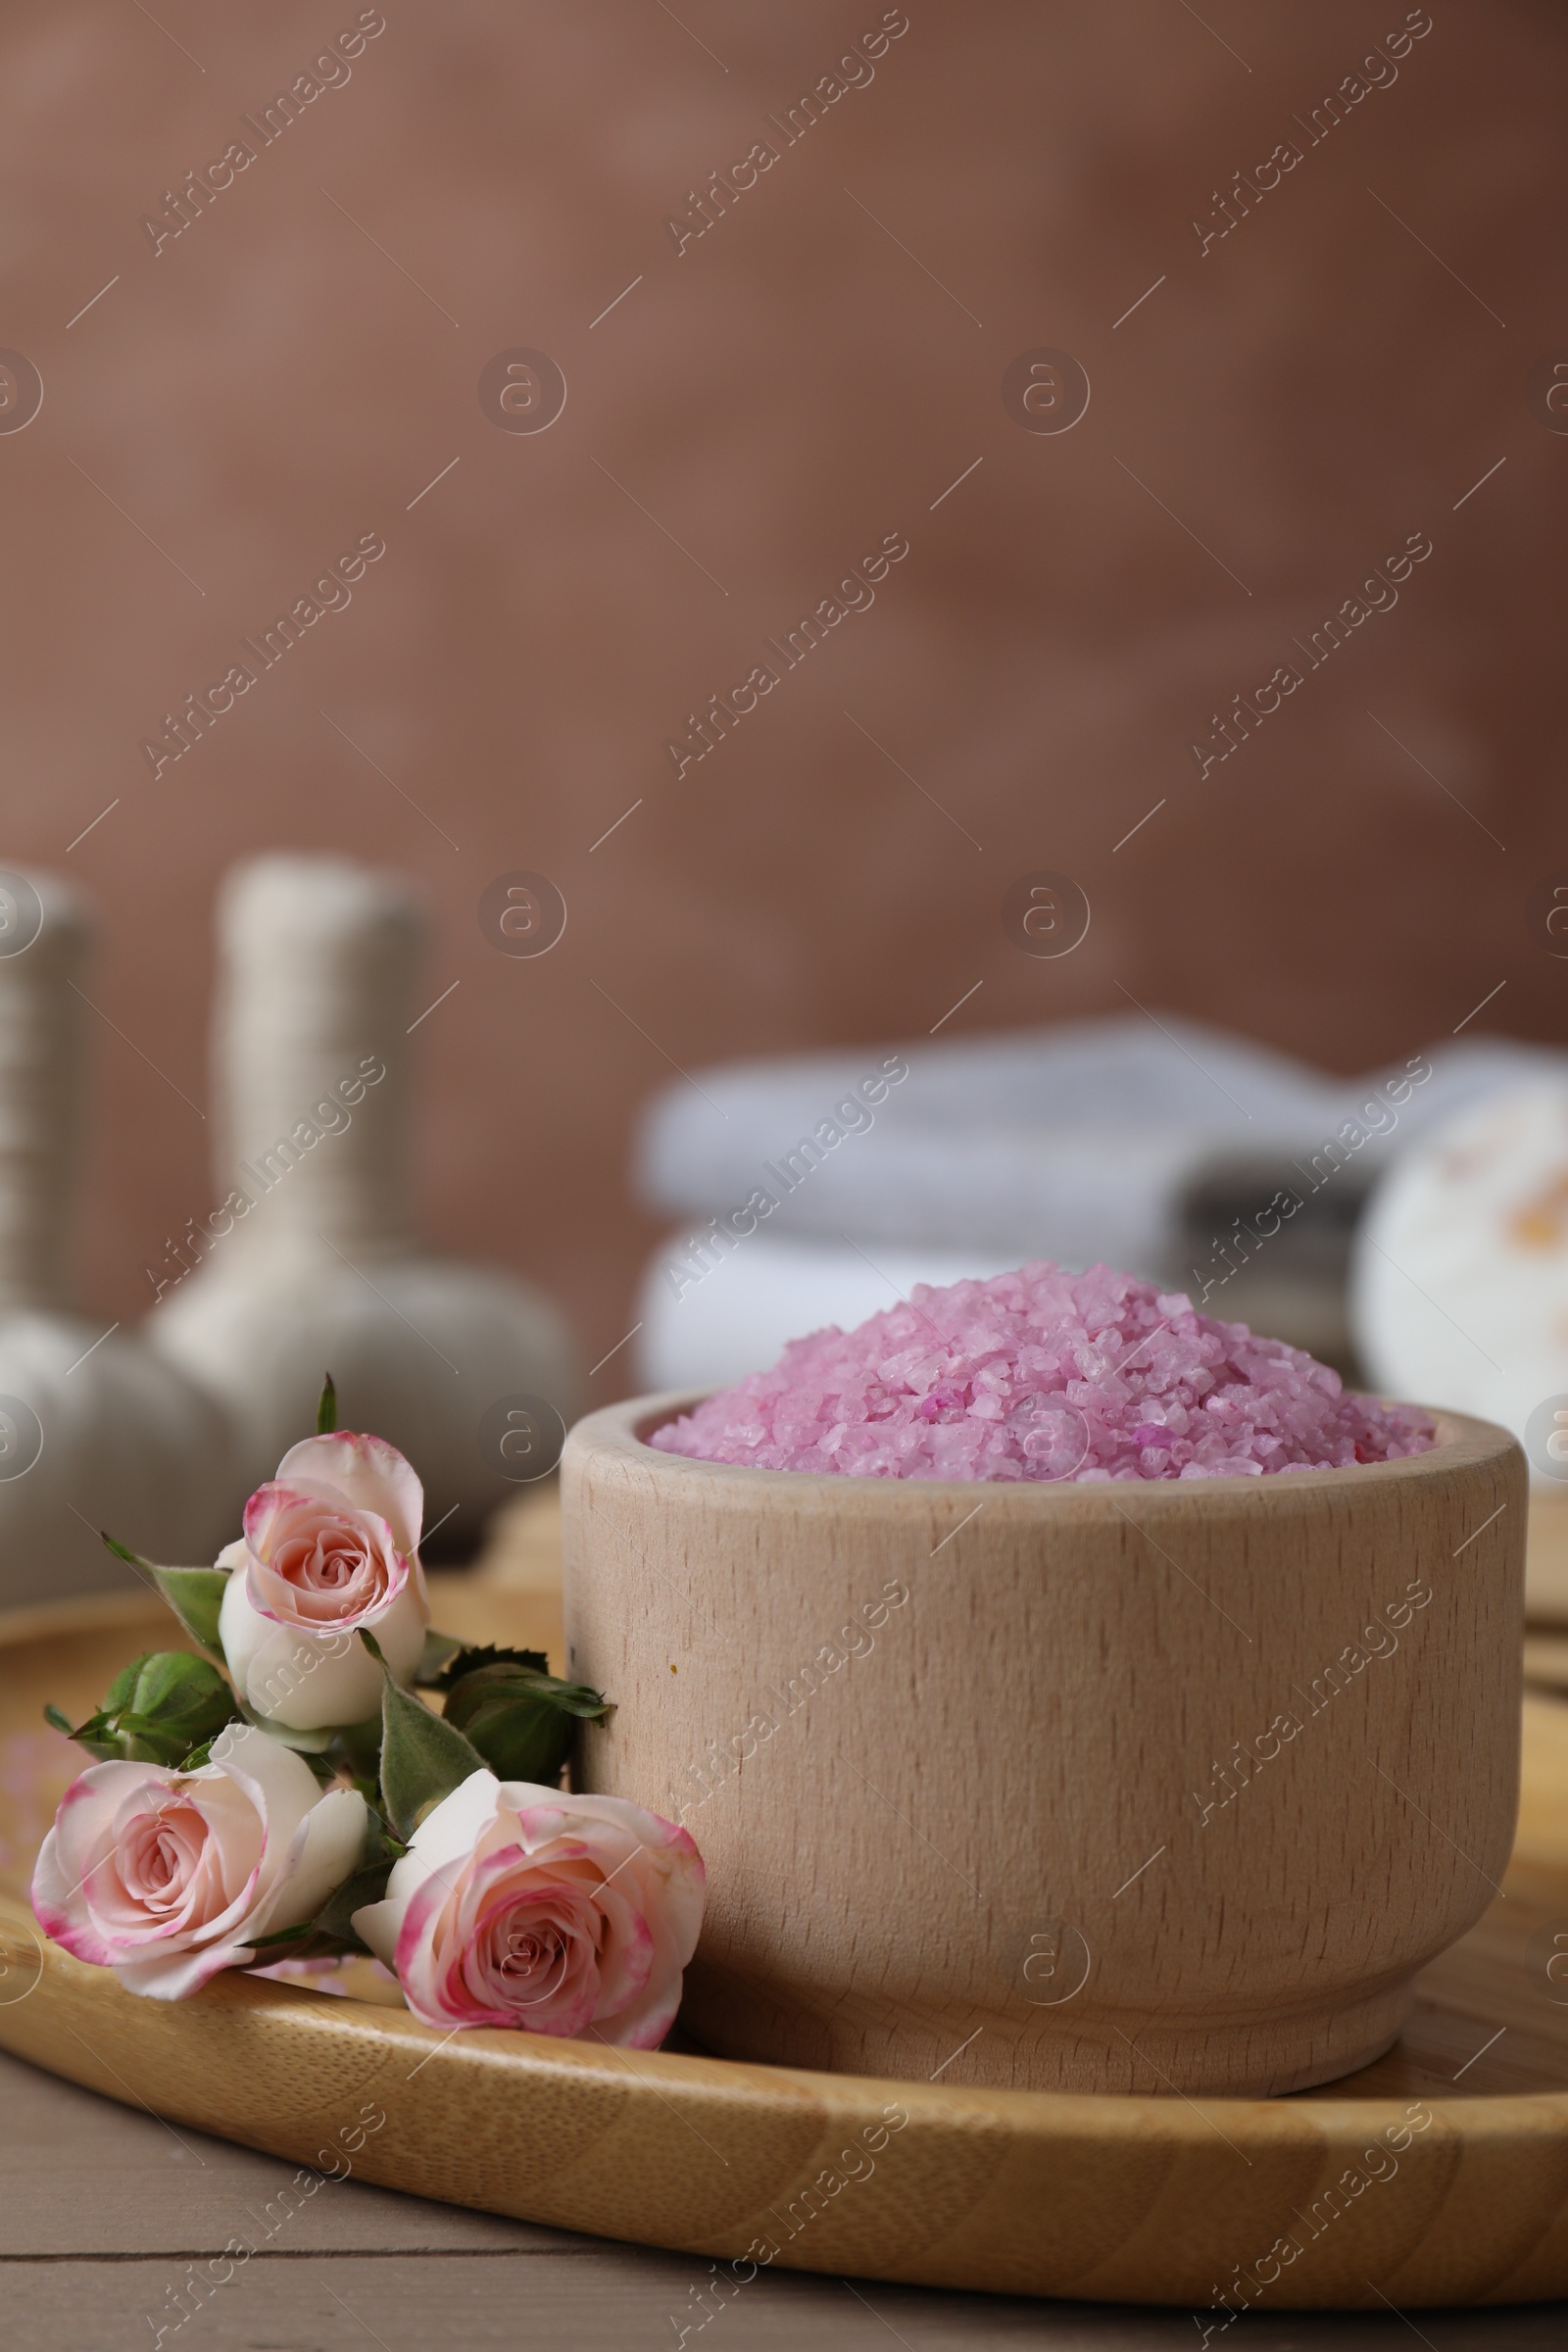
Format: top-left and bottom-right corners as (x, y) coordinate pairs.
(635, 1013), (1560, 1274)
(635, 1230), (1023, 1393)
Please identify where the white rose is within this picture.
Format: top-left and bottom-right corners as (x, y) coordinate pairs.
(354, 1769), (705, 2046)
(31, 1723), (367, 1999)
(218, 1431), (429, 1732)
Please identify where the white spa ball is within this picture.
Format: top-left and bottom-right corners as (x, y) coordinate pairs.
(0, 1314), (235, 1606)
(1352, 1080), (1568, 1468)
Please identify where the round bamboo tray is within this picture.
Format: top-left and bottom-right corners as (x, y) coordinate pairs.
(3, 1583), (1568, 2309)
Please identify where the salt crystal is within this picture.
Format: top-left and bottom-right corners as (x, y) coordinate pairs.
(649, 1259), (1435, 1483)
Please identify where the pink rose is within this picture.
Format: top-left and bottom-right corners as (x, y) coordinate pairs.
(219, 1431), (429, 1731)
(353, 1770), (705, 2047)
(30, 1723), (367, 1999)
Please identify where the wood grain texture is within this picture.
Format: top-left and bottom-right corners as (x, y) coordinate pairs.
(27, 2238), (1560, 2352)
(564, 1397), (1527, 2099)
(6, 1584), (1568, 2308)
(0, 2043), (555, 2255)
(0, 2246), (1106, 2352)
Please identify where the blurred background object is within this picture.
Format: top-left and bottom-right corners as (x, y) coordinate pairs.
(150, 855), (579, 1556)
(0, 870), (233, 1603)
(1355, 1081), (1568, 1450)
(0, 0), (1564, 1635)
(636, 1015), (1564, 1389)
(1353, 1080), (1568, 1627)
(2, 0), (1561, 1406)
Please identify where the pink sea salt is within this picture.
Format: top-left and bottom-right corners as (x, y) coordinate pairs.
(649, 1260), (1436, 1483)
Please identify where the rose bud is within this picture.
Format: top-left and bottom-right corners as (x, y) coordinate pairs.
(54, 1650), (238, 1768)
(218, 1432), (430, 1734)
(31, 1723), (368, 1999)
(353, 1769), (704, 2047)
(437, 1649), (611, 1787)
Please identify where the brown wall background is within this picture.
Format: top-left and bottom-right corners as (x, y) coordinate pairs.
(2, 0), (1562, 1382)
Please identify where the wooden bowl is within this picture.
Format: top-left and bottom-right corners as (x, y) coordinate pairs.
(563, 1395), (1526, 2100)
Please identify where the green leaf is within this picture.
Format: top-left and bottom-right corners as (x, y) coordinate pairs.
(415, 1628), (466, 1687)
(99, 1530), (153, 1575)
(330, 1715), (383, 1801)
(59, 1651), (240, 1767)
(55, 1654), (155, 1757)
(100, 1532), (230, 1661)
(439, 1656), (612, 1788)
(359, 1629), (486, 1840)
(427, 1642), (551, 1690)
(312, 1852), (399, 1946)
(151, 1567), (230, 1659)
(45, 1703), (122, 1763)
(333, 1712), (383, 1778)
(246, 1919), (320, 1952)
(317, 1372), (338, 1436)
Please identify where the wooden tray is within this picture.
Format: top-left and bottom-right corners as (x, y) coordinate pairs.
(5, 1582), (1568, 2310)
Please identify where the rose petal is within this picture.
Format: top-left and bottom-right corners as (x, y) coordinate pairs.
(243, 1484), (409, 1626)
(209, 1722), (330, 1849)
(386, 1768), (503, 1898)
(247, 1788), (368, 1940)
(273, 1432), (424, 1558)
(114, 1940), (264, 2000)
